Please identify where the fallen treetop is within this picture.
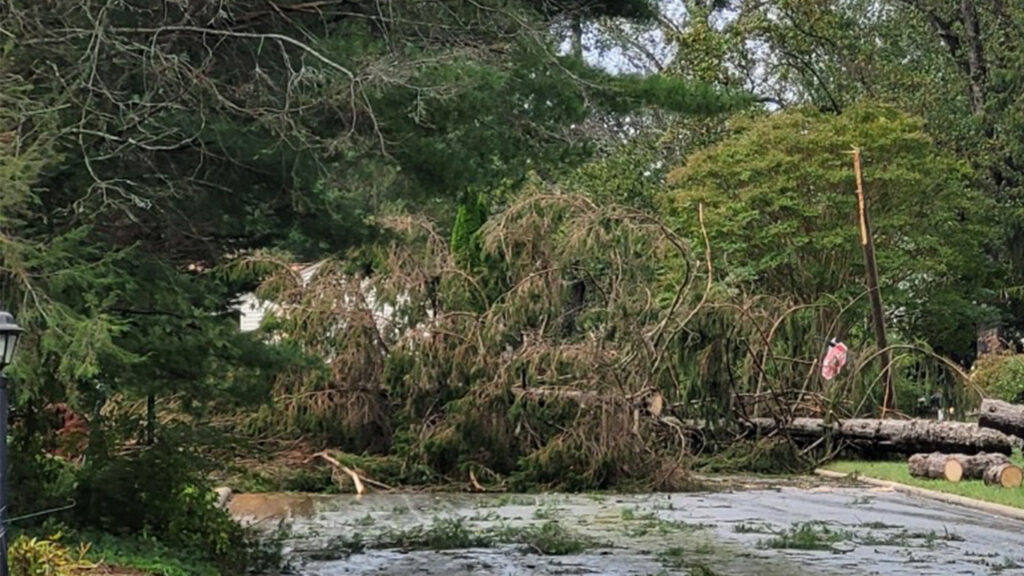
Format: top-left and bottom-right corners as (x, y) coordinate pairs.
(742, 417), (1016, 455)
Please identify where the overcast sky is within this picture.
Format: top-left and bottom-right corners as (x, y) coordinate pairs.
(556, 1), (744, 75)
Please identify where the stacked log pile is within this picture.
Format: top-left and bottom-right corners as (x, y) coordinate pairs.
(903, 398), (1024, 489)
(908, 452), (1018, 485)
(734, 398), (1024, 489)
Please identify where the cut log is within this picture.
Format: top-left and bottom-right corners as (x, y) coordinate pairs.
(908, 452), (1012, 482)
(908, 453), (963, 482)
(954, 452), (1011, 479)
(744, 417), (1015, 455)
(978, 399), (1024, 439)
(983, 463), (1024, 488)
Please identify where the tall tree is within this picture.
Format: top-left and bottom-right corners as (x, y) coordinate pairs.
(665, 0), (1024, 343)
(666, 104), (998, 359)
(0, 0), (738, 463)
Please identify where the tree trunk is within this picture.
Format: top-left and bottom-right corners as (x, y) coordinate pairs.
(745, 417), (1015, 455)
(146, 393), (156, 445)
(983, 463), (1023, 488)
(908, 452), (963, 482)
(852, 149), (893, 412)
(908, 452), (1008, 481)
(570, 16), (583, 61)
(978, 399), (1024, 439)
(561, 277), (585, 337)
(958, 0), (987, 117)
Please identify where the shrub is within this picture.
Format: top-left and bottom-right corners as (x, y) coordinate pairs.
(74, 439), (252, 572)
(9, 533), (90, 576)
(971, 354), (1024, 403)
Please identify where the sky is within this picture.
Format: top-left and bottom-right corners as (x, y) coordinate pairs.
(552, 0), (681, 73)
(556, 0), (742, 76)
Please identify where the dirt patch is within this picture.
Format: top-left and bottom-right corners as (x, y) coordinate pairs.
(229, 492), (321, 523)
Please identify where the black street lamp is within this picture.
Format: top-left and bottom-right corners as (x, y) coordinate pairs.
(0, 310), (23, 576)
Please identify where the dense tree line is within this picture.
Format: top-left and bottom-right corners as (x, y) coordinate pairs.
(0, 0), (735, 570)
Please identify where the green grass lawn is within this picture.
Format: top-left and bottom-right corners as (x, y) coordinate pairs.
(825, 456), (1024, 510)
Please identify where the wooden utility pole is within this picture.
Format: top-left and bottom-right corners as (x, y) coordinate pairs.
(852, 148), (894, 414)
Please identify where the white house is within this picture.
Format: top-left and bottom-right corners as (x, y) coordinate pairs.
(234, 261), (411, 340)
(235, 262), (324, 332)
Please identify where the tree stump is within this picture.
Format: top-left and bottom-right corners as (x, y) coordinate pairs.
(983, 463), (1024, 488)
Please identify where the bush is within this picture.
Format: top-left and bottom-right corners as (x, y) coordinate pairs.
(74, 440), (252, 572)
(971, 354), (1024, 403)
(8, 431), (78, 524)
(9, 533), (90, 576)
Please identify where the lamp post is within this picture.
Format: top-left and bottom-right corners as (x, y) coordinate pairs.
(0, 309), (23, 576)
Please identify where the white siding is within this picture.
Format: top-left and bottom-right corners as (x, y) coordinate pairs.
(237, 293), (277, 332)
(234, 261), (416, 340)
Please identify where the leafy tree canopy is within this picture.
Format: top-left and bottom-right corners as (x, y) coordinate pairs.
(666, 104), (1000, 358)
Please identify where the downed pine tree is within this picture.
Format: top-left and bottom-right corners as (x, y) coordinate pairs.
(740, 417), (1015, 455)
(908, 452), (1009, 482)
(978, 399), (1024, 439)
(234, 185), (999, 486)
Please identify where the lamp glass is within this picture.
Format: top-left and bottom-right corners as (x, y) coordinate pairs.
(1, 331), (18, 367)
(0, 310), (22, 370)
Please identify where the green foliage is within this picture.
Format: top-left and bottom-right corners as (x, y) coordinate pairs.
(248, 173), (704, 490)
(1, 0), (744, 527)
(697, 439), (813, 475)
(381, 517), (492, 551)
(7, 0), (1020, 543)
(759, 522), (850, 551)
(6, 437), (78, 527)
(598, 73), (752, 116)
(74, 439), (252, 573)
(81, 533), (224, 576)
(8, 534), (90, 576)
(509, 521), (593, 555)
(450, 193), (490, 267)
(543, 0), (657, 20)
(971, 354), (1024, 404)
(667, 104), (998, 359)
(673, 0), (1024, 342)
(325, 516), (592, 557)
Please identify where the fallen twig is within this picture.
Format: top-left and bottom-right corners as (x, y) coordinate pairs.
(309, 451), (394, 494)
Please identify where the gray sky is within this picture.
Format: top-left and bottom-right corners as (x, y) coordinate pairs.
(557, 0), (686, 74)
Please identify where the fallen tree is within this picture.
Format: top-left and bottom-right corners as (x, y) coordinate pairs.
(908, 452), (1009, 482)
(742, 417), (1016, 455)
(978, 399), (1024, 439)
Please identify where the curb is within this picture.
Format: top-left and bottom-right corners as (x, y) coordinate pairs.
(815, 468), (1024, 522)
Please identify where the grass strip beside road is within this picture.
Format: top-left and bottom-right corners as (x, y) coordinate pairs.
(825, 458), (1024, 510)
